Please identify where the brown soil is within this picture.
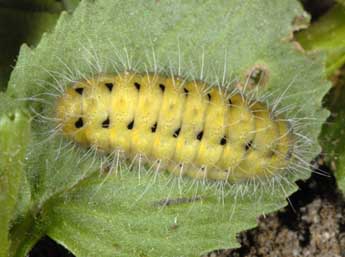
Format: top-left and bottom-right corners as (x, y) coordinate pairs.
(208, 165), (345, 257)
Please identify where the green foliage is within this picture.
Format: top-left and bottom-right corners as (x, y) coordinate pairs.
(296, 3), (345, 193)
(3, 0), (330, 257)
(61, 0), (81, 11)
(0, 107), (30, 257)
(336, 0), (345, 6)
(0, 0), (63, 12)
(320, 72), (345, 192)
(0, 4), (60, 91)
(296, 4), (345, 76)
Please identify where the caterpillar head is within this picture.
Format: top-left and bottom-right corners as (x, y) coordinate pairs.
(231, 107), (295, 181)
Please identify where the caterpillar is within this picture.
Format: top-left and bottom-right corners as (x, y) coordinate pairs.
(54, 71), (294, 183)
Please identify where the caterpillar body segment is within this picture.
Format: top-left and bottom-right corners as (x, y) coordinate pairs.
(55, 72), (294, 182)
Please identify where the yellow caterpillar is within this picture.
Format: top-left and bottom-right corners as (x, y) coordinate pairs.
(55, 72), (294, 182)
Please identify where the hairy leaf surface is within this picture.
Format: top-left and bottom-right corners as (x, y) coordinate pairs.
(6, 1), (330, 256)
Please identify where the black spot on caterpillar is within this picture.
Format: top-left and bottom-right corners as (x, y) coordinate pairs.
(220, 136), (227, 146)
(151, 122), (157, 133)
(196, 131), (204, 141)
(55, 72), (294, 182)
(159, 84), (165, 92)
(102, 117), (110, 128)
(173, 128), (181, 138)
(75, 87), (84, 95)
(105, 82), (114, 92)
(134, 82), (141, 91)
(74, 117), (84, 128)
(127, 120), (134, 130)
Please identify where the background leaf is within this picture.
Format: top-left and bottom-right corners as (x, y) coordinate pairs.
(296, 4), (345, 76)
(61, 0), (81, 12)
(320, 69), (345, 193)
(0, 2), (61, 91)
(6, 0), (330, 256)
(296, 2), (345, 193)
(336, 0), (345, 7)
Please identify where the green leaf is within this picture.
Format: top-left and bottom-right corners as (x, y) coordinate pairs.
(0, 6), (60, 91)
(302, 4), (345, 193)
(0, 104), (30, 257)
(295, 4), (345, 76)
(320, 70), (345, 192)
(61, 0), (81, 12)
(337, 0), (345, 7)
(0, 0), (63, 12)
(7, 1), (330, 257)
